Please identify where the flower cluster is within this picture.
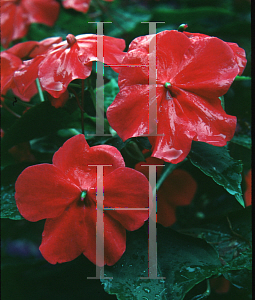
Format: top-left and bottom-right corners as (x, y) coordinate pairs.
(2, 7), (247, 266)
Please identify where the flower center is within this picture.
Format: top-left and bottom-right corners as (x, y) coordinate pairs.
(80, 190), (87, 201)
(66, 34), (77, 46)
(164, 82), (172, 89)
(164, 82), (173, 100)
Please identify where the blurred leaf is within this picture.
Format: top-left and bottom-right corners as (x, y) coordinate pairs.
(188, 142), (244, 207)
(153, 6), (236, 32)
(106, 6), (151, 37)
(93, 78), (119, 112)
(230, 135), (251, 149)
(1, 100), (81, 151)
(1, 184), (23, 220)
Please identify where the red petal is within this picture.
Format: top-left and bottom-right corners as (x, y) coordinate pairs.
(6, 37), (62, 59)
(38, 43), (92, 98)
(77, 34), (126, 72)
(157, 198), (176, 227)
(183, 32), (247, 75)
(153, 31), (191, 80)
(160, 169), (197, 207)
(23, 0), (60, 26)
(81, 203), (127, 266)
(1, 3), (29, 48)
(172, 87), (237, 146)
(244, 169), (252, 206)
(48, 89), (69, 108)
(1, 52), (22, 96)
(172, 37), (239, 98)
(227, 42), (247, 75)
(95, 167), (150, 231)
(13, 56), (44, 95)
(12, 81), (38, 102)
(62, 0), (91, 13)
(52, 135), (125, 191)
(149, 95), (196, 163)
(39, 202), (87, 264)
(15, 164), (81, 222)
(40, 200), (126, 266)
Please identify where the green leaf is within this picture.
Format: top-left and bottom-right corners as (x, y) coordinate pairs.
(153, 6), (236, 32)
(102, 227), (221, 300)
(188, 142), (244, 207)
(1, 100), (81, 151)
(230, 135), (252, 149)
(102, 207), (251, 300)
(93, 78), (119, 112)
(179, 206), (252, 272)
(106, 6), (152, 37)
(1, 184), (23, 220)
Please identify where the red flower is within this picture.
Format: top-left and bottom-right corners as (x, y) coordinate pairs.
(1, 128), (36, 162)
(244, 169), (251, 206)
(1, 0), (60, 48)
(1, 37), (62, 102)
(15, 134), (149, 265)
(14, 33), (126, 99)
(62, 0), (114, 13)
(135, 156), (197, 227)
(210, 276), (230, 294)
(107, 30), (245, 163)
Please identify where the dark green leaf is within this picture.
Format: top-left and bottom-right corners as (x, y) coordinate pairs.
(102, 207), (251, 300)
(93, 78), (119, 112)
(230, 135), (251, 149)
(1, 100), (81, 152)
(102, 227), (221, 300)
(188, 142), (244, 207)
(1, 184), (23, 220)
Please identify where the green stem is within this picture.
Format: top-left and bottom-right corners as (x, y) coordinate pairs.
(35, 78), (45, 102)
(1, 95), (35, 107)
(235, 75), (251, 81)
(1, 102), (21, 118)
(81, 80), (85, 135)
(153, 159), (187, 197)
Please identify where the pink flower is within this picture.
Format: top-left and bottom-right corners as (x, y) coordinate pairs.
(1, 0), (60, 48)
(107, 30), (245, 163)
(15, 135), (149, 265)
(14, 33), (126, 99)
(62, 0), (114, 14)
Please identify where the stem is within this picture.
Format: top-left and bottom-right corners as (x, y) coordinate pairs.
(35, 78), (45, 102)
(190, 279), (210, 300)
(153, 159), (187, 197)
(235, 75), (251, 81)
(81, 80), (85, 135)
(1, 102), (21, 118)
(1, 95), (35, 107)
(69, 87), (84, 135)
(87, 78), (97, 110)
